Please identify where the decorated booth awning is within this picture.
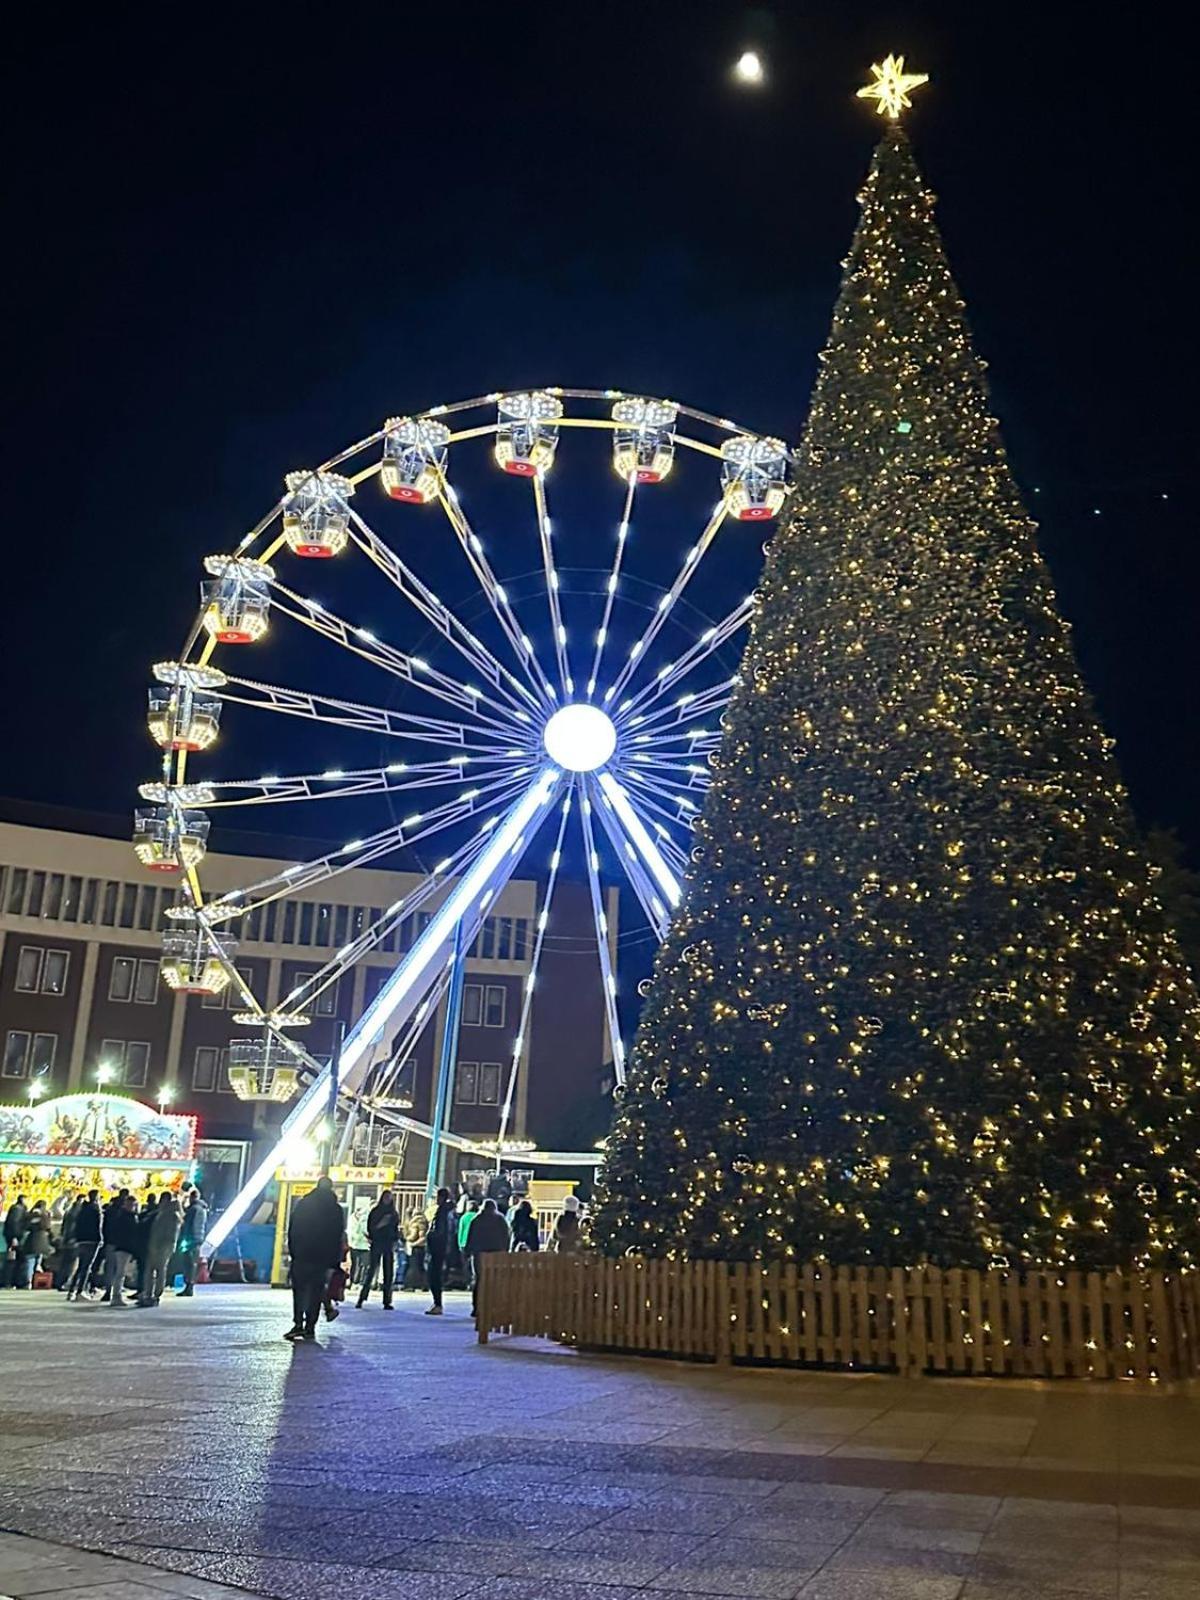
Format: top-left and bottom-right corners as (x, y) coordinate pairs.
(0, 1092), (196, 1168)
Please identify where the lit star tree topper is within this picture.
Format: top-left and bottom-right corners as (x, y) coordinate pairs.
(857, 53), (929, 120)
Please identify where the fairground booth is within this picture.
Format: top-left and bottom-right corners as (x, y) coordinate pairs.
(0, 1092), (197, 1223)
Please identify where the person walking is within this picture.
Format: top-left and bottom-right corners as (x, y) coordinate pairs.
(104, 1194), (139, 1307)
(510, 1199), (539, 1252)
(356, 1189), (399, 1310)
(18, 1204), (51, 1288)
(552, 1195), (583, 1254)
(175, 1188), (208, 1296)
(140, 1191), (182, 1306)
(285, 1176), (345, 1343)
(466, 1197), (510, 1317)
(424, 1187), (455, 1316)
(3, 1195), (28, 1288)
(457, 1199), (481, 1296)
(66, 1190), (103, 1301)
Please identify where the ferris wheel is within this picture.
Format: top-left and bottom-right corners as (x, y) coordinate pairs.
(138, 387), (792, 1249)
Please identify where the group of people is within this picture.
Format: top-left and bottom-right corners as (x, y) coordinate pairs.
(2, 1187), (209, 1308)
(285, 1182), (584, 1343)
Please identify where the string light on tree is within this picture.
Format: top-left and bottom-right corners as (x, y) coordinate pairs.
(591, 59), (1200, 1273)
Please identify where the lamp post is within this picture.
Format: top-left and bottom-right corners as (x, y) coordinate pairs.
(157, 1084), (174, 1115)
(95, 1062), (114, 1087)
(26, 1079), (46, 1104)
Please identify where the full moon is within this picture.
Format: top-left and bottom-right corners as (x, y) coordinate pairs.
(542, 704), (618, 773)
(734, 50), (765, 85)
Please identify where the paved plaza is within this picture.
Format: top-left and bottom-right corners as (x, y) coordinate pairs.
(0, 1286), (1196, 1600)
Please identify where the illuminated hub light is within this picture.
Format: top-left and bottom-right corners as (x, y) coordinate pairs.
(543, 704), (617, 773)
(494, 391), (563, 477)
(282, 470), (354, 558)
(380, 416), (451, 504)
(200, 556), (273, 644)
(720, 434), (790, 521)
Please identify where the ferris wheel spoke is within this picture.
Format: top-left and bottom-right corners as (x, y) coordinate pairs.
(203, 769), (564, 1254)
(346, 507), (542, 719)
(577, 780), (628, 1086)
(622, 679), (734, 742)
(495, 790), (574, 1152)
(603, 500), (728, 707)
(200, 769), (534, 925)
(586, 777), (674, 942)
(267, 582), (528, 734)
(276, 827), (493, 1021)
(617, 593), (754, 721)
(531, 474), (572, 698)
(436, 483), (559, 710)
(613, 768), (705, 831)
(591, 772), (682, 939)
(585, 476), (637, 700)
(142, 757), (526, 811)
(216, 673), (531, 754)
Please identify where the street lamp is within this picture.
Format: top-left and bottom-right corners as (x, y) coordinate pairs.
(26, 1080), (46, 1103)
(96, 1062), (114, 1086)
(157, 1084), (174, 1113)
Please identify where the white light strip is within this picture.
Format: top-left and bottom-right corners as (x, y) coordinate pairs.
(203, 769), (561, 1252)
(597, 770), (681, 909)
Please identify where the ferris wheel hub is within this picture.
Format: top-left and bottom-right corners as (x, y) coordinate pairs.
(542, 703), (617, 773)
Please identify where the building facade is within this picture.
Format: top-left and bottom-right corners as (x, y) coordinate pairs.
(0, 803), (617, 1199)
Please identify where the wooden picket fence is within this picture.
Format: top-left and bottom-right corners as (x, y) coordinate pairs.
(476, 1253), (1200, 1380)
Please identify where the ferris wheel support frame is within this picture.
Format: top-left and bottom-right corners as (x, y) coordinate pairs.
(202, 769), (563, 1253)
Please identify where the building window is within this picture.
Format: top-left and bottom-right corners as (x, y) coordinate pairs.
(295, 972), (337, 1017)
(298, 903), (314, 945)
(484, 985), (506, 1028)
(136, 885), (158, 931)
(496, 917), (513, 960)
(3, 1031), (30, 1078)
(134, 960), (160, 1004)
(462, 983), (482, 1026)
(123, 1041), (150, 1088)
(26, 872), (46, 918)
(109, 957), (136, 1002)
(478, 919), (497, 959)
(245, 904), (263, 942)
(62, 876), (82, 922)
(5, 868), (26, 915)
(100, 882), (119, 926)
(333, 905), (348, 946)
(15, 947), (69, 995)
(478, 1062), (502, 1105)
(456, 1061), (479, 1104)
(193, 1046), (219, 1092)
(282, 902), (297, 944)
(44, 874), (64, 920)
(513, 918), (528, 961)
(16, 946), (43, 992)
(80, 878), (98, 924)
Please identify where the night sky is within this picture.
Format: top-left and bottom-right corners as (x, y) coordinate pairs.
(5, 4), (1194, 880)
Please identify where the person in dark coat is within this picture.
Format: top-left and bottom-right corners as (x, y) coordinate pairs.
(18, 1205), (51, 1287)
(285, 1176), (345, 1342)
(104, 1195), (140, 1307)
(356, 1189), (399, 1310)
(56, 1194), (83, 1289)
(3, 1196), (29, 1288)
(466, 1198), (510, 1316)
(510, 1199), (539, 1252)
(99, 1188), (130, 1302)
(133, 1194), (159, 1302)
(66, 1190), (102, 1301)
(424, 1187), (455, 1316)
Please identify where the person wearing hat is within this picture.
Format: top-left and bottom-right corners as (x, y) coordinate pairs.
(551, 1194), (583, 1255)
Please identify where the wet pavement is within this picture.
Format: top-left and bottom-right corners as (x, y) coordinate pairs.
(0, 1284), (1197, 1599)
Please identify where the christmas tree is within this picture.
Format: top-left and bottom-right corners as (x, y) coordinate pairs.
(592, 60), (1200, 1271)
